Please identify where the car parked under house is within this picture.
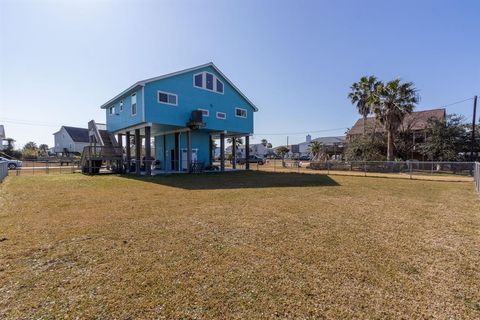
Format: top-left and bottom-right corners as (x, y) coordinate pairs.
(100, 62), (258, 174)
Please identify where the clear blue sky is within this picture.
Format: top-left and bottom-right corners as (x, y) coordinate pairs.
(1, 0), (479, 148)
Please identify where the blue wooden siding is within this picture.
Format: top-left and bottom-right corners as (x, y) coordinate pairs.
(154, 130), (211, 170)
(106, 87), (144, 132)
(144, 66), (254, 134)
(105, 65), (255, 135)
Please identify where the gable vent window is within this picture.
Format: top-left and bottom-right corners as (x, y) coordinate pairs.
(216, 112), (226, 120)
(157, 91), (178, 106)
(235, 108), (247, 118)
(131, 93), (137, 116)
(193, 72), (224, 94)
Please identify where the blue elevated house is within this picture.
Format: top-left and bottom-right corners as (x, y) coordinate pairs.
(99, 62), (258, 174)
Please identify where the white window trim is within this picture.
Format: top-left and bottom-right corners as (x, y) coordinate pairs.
(216, 112), (226, 120)
(109, 106), (115, 115)
(119, 100), (123, 112)
(131, 93), (137, 116)
(235, 107), (247, 118)
(192, 71), (224, 95)
(198, 108), (209, 117)
(157, 90), (178, 106)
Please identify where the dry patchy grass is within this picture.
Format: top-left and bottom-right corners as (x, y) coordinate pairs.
(0, 172), (479, 319)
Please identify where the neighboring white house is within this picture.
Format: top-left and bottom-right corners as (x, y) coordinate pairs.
(291, 135), (346, 159)
(226, 143), (271, 158)
(53, 126), (92, 154)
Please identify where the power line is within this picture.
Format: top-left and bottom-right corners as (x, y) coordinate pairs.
(441, 97), (474, 108)
(253, 127), (349, 136)
(0, 118), (80, 128)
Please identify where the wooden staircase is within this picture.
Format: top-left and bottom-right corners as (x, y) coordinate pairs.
(79, 120), (124, 175)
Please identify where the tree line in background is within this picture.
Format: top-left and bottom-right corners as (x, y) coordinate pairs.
(2, 141), (49, 160)
(347, 76), (479, 161)
(345, 114), (479, 161)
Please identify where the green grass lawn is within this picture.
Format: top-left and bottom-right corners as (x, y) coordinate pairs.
(1, 172), (479, 319)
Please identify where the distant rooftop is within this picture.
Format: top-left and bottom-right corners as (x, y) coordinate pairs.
(348, 108), (446, 135)
(298, 136), (346, 147)
(63, 126), (89, 143)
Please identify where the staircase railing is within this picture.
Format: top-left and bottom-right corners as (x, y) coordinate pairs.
(88, 120), (105, 146)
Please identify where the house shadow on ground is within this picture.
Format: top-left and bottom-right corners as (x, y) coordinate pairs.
(120, 170), (339, 190)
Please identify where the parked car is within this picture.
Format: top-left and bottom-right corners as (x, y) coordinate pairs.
(0, 157), (23, 170)
(236, 155), (265, 165)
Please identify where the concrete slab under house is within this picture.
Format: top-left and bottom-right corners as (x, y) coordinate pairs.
(98, 62), (258, 175)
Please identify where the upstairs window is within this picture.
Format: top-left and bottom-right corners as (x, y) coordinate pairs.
(193, 72), (224, 94)
(194, 74), (203, 87)
(109, 106), (115, 115)
(216, 112), (226, 119)
(157, 91), (178, 106)
(216, 79), (223, 93)
(206, 73), (214, 90)
(131, 93), (137, 116)
(235, 108), (247, 118)
(119, 100), (123, 112)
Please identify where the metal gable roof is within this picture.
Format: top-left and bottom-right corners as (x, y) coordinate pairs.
(100, 62), (258, 111)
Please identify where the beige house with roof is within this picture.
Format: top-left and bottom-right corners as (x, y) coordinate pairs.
(347, 108), (446, 159)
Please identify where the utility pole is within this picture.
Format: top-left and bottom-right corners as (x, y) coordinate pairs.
(472, 95), (478, 161)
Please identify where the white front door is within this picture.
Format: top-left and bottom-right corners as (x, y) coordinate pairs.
(181, 148), (198, 171)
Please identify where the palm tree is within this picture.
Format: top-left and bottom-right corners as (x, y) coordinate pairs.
(275, 146), (289, 167)
(374, 79), (419, 161)
(309, 140), (323, 161)
(227, 137), (243, 162)
(227, 137), (243, 148)
(348, 76), (381, 135)
(39, 144), (49, 156)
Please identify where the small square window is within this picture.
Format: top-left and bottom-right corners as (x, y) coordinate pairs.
(235, 108), (247, 118)
(159, 92), (168, 103)
(158, 91), (177, 106)
(198, 109), (209, 116)
(216, 112), (226, 119)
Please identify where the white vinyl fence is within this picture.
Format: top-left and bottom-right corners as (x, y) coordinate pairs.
(0, 161), (8, 183)
(475, 162), (480, 193)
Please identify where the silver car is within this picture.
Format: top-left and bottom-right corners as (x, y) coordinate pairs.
(0, 157), (23, 170)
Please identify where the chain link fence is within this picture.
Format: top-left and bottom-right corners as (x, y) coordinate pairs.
(475, 162), (480, 192)
(240, 159), (476, 181)
(8, 159), (79, 176)
(0, 161), (8, 182)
